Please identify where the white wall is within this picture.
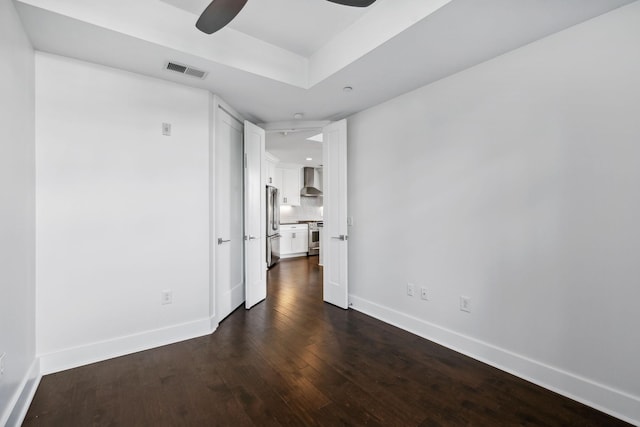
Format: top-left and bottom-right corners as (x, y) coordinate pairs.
(35, 53), (212, 373)
(0, 0), (37, 425)
(348, 2), (640, 424)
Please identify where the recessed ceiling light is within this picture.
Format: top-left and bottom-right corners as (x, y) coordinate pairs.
(293, 113), (304, 119)
(306, 133), (323, 143)
(306, 157), (313, 161)
(343, 86), (353, 92)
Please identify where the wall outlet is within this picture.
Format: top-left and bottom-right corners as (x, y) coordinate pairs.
(421, 287), (429, 301)
(460, 296), (471, 313)
(0, 353), (6, 378)
(407, 283), (415, 297)
(161, 290), (173, 305)
(162, 122), (172, 136)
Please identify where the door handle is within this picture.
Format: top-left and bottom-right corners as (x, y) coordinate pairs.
(245, 235), (258, 241)
(331, 235), (348, 241)
(217, 238), (231, 245)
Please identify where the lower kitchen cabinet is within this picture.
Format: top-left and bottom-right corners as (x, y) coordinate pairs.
(280, 224), (308, 257)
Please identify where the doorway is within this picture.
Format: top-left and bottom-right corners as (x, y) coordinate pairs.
(211, 111), (349, 329)
(265, 127), (324, 270)
(263, 120), (349, 309)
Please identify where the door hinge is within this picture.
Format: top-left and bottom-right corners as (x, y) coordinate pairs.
(244, 153), (247, 169)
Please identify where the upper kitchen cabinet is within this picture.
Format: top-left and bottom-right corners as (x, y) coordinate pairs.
(275, 165), (301, 206)
(265, 152), (279, 187)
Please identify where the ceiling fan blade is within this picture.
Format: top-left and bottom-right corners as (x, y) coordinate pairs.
(326, 0), (377, 6)
(196, 0), (248, 34)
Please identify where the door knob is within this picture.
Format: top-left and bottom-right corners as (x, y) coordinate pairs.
(217, 238), (231, 245)
(331, 235), (348, 241)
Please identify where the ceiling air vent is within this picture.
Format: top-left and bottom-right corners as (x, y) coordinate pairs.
(165, 61), (208, 80)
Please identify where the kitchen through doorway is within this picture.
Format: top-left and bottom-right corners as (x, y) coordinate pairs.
(265, 125), (325, 275)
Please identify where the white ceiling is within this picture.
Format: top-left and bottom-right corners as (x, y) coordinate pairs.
(14, 0), (636, 163)
(160, 0), (371, 56)
(266, 130), (324, 167)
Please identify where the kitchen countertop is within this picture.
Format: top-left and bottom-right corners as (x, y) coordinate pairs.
(280, 220), (323, 225)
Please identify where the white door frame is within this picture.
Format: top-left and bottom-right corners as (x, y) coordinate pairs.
(260, 120), (349, 309)
(212, 110), (349, 330)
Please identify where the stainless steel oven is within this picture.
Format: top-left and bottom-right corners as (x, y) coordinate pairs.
(308, 222), (320, 256)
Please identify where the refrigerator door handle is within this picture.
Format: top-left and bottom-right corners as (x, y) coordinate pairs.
(275, 188), (280, 230)
(273, 193), (277, 230)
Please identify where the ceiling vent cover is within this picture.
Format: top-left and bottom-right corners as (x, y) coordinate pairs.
(165, 61), (208, 79)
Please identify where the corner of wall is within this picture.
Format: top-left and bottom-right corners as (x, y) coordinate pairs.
(1, 359), (41, 427)
(0, 0), (38, 424)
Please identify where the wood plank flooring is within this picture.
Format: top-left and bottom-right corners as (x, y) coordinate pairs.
(24, 256), (630, 426)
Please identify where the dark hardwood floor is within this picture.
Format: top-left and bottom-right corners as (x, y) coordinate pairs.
(24, 256), (630, 426)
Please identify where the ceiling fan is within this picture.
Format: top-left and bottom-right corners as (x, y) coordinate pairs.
(196, 0), (377, 35)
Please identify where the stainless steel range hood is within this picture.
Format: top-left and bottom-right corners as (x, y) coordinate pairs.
(300, 167), (322, 197)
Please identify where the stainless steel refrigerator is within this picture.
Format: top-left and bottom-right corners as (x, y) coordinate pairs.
(266, 185), (281, 268)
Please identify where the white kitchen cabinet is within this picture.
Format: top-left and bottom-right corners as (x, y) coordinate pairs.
(280, 224), (308, 257)
(265, 152), (279, 187)
(275, 165), (301, 206)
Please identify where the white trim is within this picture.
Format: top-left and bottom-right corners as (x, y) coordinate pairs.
(38, 317), (215, 375)
(349, 295), (640, 426)
(1, 359), (41, 427)
(209, 314), (219, 336)
(280, 253), (309, 260)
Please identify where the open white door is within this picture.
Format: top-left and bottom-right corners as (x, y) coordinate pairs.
(244, 120), (266, 309)
(323, 119), (349, 309)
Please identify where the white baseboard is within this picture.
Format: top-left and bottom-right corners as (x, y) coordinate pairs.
(2, 358), (41, 427)
(210, 314), (219, 332)
(280, 253), (308, 259)
(39, 317), (216, 375)
(230, 284), (245, 313)
(349, 295), (640, 426)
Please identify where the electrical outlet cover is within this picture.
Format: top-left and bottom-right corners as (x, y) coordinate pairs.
(161, 290), (173, 305)
(421, 287), (429, 300)
(407, 283), (415, 297)
(460, 296), (471, 313)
